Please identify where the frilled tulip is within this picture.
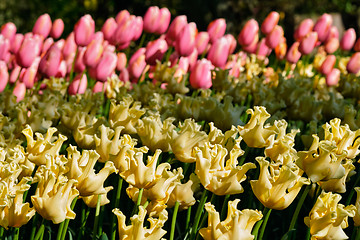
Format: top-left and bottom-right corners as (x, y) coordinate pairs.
(39, 45), (63, 77)
(313, 13), (332, 42)
(165, 15), (188, 46)
(347, 52), (360, 74)
(238, 19), (259, 46)
(175, 22), (197, 57)
(74, 14), (95, 47)
(340, 28), (356, 51)
(299, 32), (318, 55)
(207, 18), (226, 43)
(145, 38), (168, 65)
(355, 187), (360, 226)
(32, 13), (52, 38)
(189, 58), (213, 89)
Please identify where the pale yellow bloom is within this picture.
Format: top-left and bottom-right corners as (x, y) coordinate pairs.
(199, 199), (263, 240)
(238, 106), (279, 148)
(81, 186), (113, 208)
(112, 206), (167, 240)
(73, 117), (107, 149)
(22, 125), (67, 165)
(304, 191), (356, 240)
(250, 157), (310, 210)
(31, 166), (79, 224)
(297, 135), (347, 182)
(207, 123), (239, 153)
(354, 187), (360, 226)
(195, 143), (256, 195)
(170, 119), (208, 163)
(94, 125), (124, 163)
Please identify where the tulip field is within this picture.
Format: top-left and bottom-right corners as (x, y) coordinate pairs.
(1, 6), (360, 240)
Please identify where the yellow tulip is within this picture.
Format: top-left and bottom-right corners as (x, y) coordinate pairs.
(94, 125), (124, 162)
(81, 186), (113, 208)
(354, 187), (360, 227)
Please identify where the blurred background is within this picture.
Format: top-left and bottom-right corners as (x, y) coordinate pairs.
(1, 0), (360, 43)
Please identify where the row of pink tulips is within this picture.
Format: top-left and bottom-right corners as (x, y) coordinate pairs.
(1, 7), (360, 101)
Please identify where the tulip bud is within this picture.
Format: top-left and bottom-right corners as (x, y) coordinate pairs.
(207, 18), (226, 43)
(0, 61), (9, 92)
(95, 50), (117, 82)
(275, 36), (287, 60)
(354, 38), (360, 52)
(32, 13), (52, 38)
(74, 47), (86, 73)
(74, 14), (95, 47)
(112, 18), (136, 47)
(195, 31), (210, 54)
(347, 52), (360, 74)
(20, 56), (40, 89)
(50, 19), (64, 39)
(115, 10), (130, 25)
(294, 18), (314, 41)
(207, 36), (231, 68)
(265, 25), (284, 49)
(257, 38), (272, 58)
(261, 11), (280, 35)
(326, 68), (340, 86)
(132, 16), (143, 41)
(41, 37), (54, 55)
(128, 48), (146, 81)
(119, 68), (129, 82)
(165, 15), (188, 46)
(156, 7), (171, 35)
(68, 73), (87, 95)
(313, 13), (332, 42)
(242, 35), (258, 54)
(10, 65), (21, 84)
(238, 19), (259, 46)
(10, 33), (24, 54)
(16, 35), (42, 68)
(286, 42), (302, 64)
(224, 34), (237, 55)
(101, 17), (117, 41)
(84, 39), (104, 68)
(13, 82), (26, 102)
(175, 22), (197, 56)
(145, 38), (168, 65)
(143, 6), (161, 34)
(340, 28), (356, 51)
(299, 32), (318, 55)
(39, 45), (63, 77)
(63, 32), (77, 59)
(187, 48), (199, 71)
(92, 81), (107, 93)
(189, 59), (213, 89)
(325, 37), (339, 54)
(54, 39), (65, 51)
(319, 55), (336, 75)
(326, 26), (339, 41)
(0, 36), (10, 61)
(56, 60), (67, 78)
(1, 22), (17, 41)
(116, 52), (127, 71)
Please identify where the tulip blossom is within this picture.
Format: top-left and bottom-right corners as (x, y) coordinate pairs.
(299, 32), (318, 55)
(115, 9), (130, 25)
(207, 18), (226, 43)
(294, 18), (314, 41)
(74, 47), (86, 73)
(200, 200), (263, 240)
(19, 56), (40, 89)
(347, 52), (360, 74)
(32, 13), (52, 38)
(340, 28), (356, 51)
(143, 6), (171, 35)
(83, 39), (104, 68)
(354, 37), (360, 52)
(10, 33), (24, 54)
(39, 45), (63, 77)
(101, 17), (117, 42)
(207, 36), (231, 68)
(304, 192), (356, 240)
(189, 58), (213, 89)
(63, 32), (77, 59)
(265, 25), (283, 49)
(12, 82), (26, 102)
(313, 13), (332, 42)
(41, 37), (54, 55)
(325, 37), (339, 54)
(1, 22), (17, 41)
(326, 68), (340, 86)
(175, 22), (197, 57)
(319, 54), (336, 75)
(354, 187), (360, 226)
(275, 36), (287, 60)
(131, 16), (143, 41)
(165, 15), (188, 46)
(112, 17), (137, 47)
(261, 11), (280, 35)
(286, 41), (302, 64)
(74, 14), (95, 47)
(145, 38), (168, 65)
(0, 61), (9, 92)
(94, 125), (124, 162)
(195, 31), (210, 54)
(256, 38), (272, 58)
(50, 18), (64, 39)
(16, 35), (42, 68)
(0, 36), (10, 61)
(116, 52), (127, 71)
(238, 19), (259, 46)
(68, 73), (88, 95)
(128, 47), (147, 81)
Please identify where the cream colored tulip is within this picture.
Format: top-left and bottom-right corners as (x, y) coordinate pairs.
(304, 191), (356, 240)
(73, 117), (107, 149)
(354, 187), (360, 226)
(94, 125), (124, 162)
(251, 157), (310, 210)
(112, 206), (167, 240)
(81, 186), (113, 208)
(200, 199), (263, 240)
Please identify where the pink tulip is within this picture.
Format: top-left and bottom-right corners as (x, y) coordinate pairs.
(294, 18), (314, 41)
(56, 60), (67, 78)
(340, 28), (356, 51)
(115, 10), (130, 25)
(257, 38), (272, 58)
(1, 22), (17, 41)
(176, 56), (190, 72)
(101, 17), (118, 41)
(119, 68), (129, 82)
(195, 31), (210, 54)
(261, 11), (280, 35)
(286, 42), (302, 64)
(74, 14), (95, 47)
(143, 6), (161, 34)
(224, 34), (237, 55)
(10, 33), (24, 54)
(116, 52), (127, 71)
(238, 19), (259, 46)
(207, 18), (226, 43)
(128, 47), (146, 81)
(175, 22), (197, 56)
(20, 57), (40, 89)
(275, 37), (287, 60)
(326, 68), (340, 86)
(39, 45), (63, 77)
(54, 39), (65, 51)
(165, 15), (188, 46)
(189, 59), (213, 89)
(41, 37), (54, 55)
(96, 50), (117, 82)
(10, 65), (21, 83)
(0, 36), (10, 61)
(92, 81), (107, 93)
(354, 38), (360, 52)
(13, 82), (26, 102)
(299, 32), (318, 55)
(207, 36), (231, 68)
(68, 73), (87, 95)
(326, 26), (339, 41)
(50, 19), (64, 39)
(112, 17), (137, 47)
(319, 55), (336, 75)
(242, 35), (258, 54)
(313, 13), (332, 42)
(63, 32), (77, 59)
(32, 13), (52, 38)
(16, 35), (42, 68)
(156, 8), (171, 34)
(347, 52), (360, 74)
(74, 47), (86, 73)
(84, 39), (104, 68)
(132, 16), (143, 41)
(145, 38), (168, 65)
(0, 61), (9, 92)
(187, 48), (199, 71)
(265, 25), (284, 49)
(325, 37), (339, 54)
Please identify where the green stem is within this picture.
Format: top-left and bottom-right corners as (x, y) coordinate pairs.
(220, 195), (230, 220)
(60, 197), (78, 240)
(77, 204), (90, 240)
(13, 228), (19, 240)
(164, 46), (173, 64)
(56, 221), (65, 240)
(185, 206), (192, 231)
(190, 189), (208, 240)
(0, 227), (3, 240)
(111, 177), (123, 240)
(354, 227), (360, 240)
(170, 201), (180, 240)
(30, 213), (39, 240)
(135, 188), (144, 215)
(92, 195), (102, 240)
(34, 219), (45, 240)
(288, 184), (311, 232)
(258, 207), (272, 240)
(137, 33), (147, 50)
(305, 227), (311, 240)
